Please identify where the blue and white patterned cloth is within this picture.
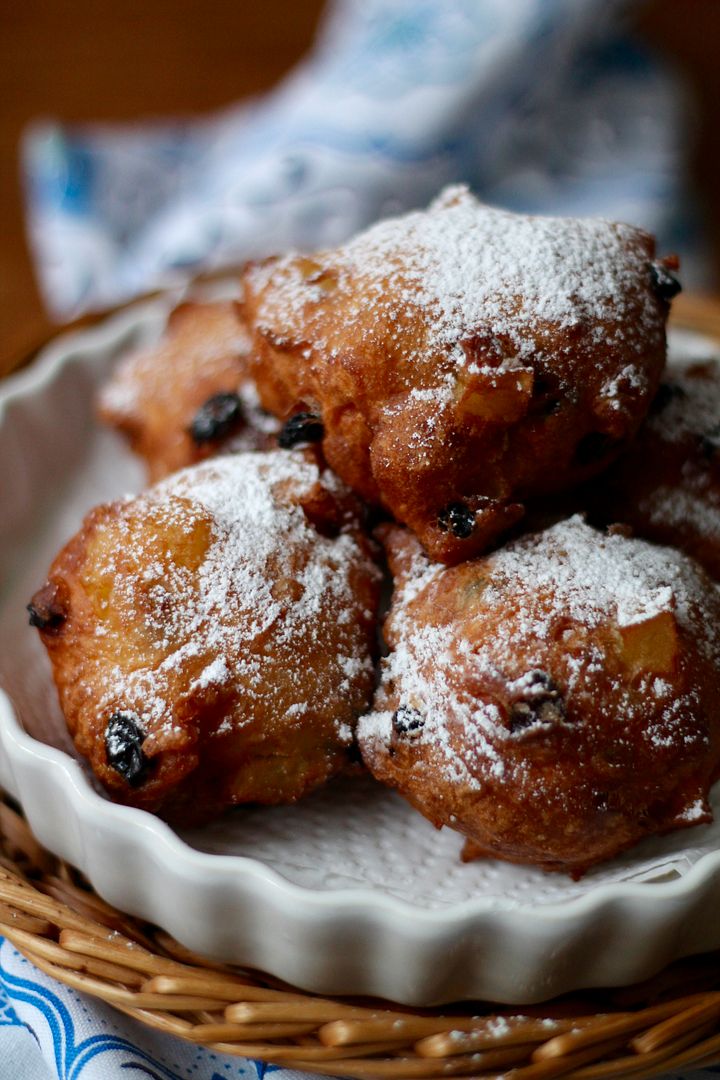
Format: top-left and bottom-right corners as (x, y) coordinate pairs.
(22, 0), (707, 321)
(12, 1), (716, 1075)
(0, 939), (325, 1080)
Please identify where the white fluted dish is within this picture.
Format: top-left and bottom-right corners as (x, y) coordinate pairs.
(1, 292), (720, 1005)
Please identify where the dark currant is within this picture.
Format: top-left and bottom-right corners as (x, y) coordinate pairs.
(105, 713), (149, 787)
(190, 392), (243, 444)
(509, 671), (566, 733)
(392, 706), (425, 737)
(27, 583), (67, 631)
(277, 412), (324, 449)
(437, 501), (475, 539)
(27, 599), (66, 631)
(649, 261), (682, 303)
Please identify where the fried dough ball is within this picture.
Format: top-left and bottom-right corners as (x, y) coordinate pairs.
(241, 185), (673, 563)
(99, 300), (278, 482)
(588, 360), (720, 579)
(29, 452), (380, 825)
(358, 516), (720, 876)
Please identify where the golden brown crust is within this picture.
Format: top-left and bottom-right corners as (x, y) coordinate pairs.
(31, 452), (380, 826)
(98, 300), (276, 481)
(241, 187), (670, 563)
(358, 519), (720, 876)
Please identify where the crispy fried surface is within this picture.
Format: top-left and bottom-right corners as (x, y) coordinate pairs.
(30, 452), (380, 825)
(358, 519), (720, 876)
(241, 187), (669, 563)
(588, 360), (720, 580)
(99, 300), (277, 481)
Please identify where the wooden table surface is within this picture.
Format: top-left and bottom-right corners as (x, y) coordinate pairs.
(0, 0), (325, 378)
(1, 0), (719, 379)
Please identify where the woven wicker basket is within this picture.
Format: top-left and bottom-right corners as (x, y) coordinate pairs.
(4, 801), (720, 1080)
(3, 294), (720, 1080)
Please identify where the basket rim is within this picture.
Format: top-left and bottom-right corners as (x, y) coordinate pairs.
(1, 787), (720, 1080)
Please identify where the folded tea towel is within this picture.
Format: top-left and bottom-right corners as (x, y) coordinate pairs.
(22, 0), (702, 321)
(0, 938), (325, 1080)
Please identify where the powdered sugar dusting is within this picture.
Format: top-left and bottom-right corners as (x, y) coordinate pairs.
(642, 486), (720, 548)
(93, 452), (378, 740)
(649, 359), (720, 447)
(632, 358), (720, 553)
(360, 517), (720, 795)
(344, 185), (658, 357)
(249, 185), (661, 374)
(484, 515), (692, 632)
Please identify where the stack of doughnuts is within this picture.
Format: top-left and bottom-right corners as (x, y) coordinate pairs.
(31, 185), (720, 876)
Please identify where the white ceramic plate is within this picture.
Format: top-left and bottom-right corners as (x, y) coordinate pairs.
(2, 294), (720, 1005)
